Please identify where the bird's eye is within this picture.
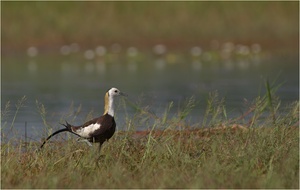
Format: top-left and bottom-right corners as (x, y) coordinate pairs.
(114, 90), (118, 93)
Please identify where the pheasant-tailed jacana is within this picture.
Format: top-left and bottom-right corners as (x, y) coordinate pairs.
(40, 87), (126, 151)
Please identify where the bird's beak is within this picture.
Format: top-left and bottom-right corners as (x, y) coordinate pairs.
(120, 91), (128, 97)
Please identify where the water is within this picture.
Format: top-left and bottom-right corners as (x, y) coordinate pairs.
(1, 51), (299, 142)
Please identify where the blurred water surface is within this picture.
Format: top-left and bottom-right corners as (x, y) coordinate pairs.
(1, 51), (298, 142)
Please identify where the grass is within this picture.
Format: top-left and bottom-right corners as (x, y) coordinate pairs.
(1, 86), (299, 188)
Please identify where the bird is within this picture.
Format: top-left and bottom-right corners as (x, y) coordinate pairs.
(39, 87), (126, 151)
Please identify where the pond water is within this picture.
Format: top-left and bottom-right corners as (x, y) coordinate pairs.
(1, 50), (299, 142)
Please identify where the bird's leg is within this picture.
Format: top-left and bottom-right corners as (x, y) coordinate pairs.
(99, 142), (103, 152)
(94, 142), (105, 168)
(76, 137), (93, 147)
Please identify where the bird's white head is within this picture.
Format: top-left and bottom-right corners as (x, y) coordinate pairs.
(104, 87), (126, 116)
(107, 87), (126, 97)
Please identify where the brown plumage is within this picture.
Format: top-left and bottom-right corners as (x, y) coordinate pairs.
(39, 87), (125, 151)
(63, 114), (116, 145)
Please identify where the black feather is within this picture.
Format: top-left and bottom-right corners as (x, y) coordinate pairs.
(39, 128), (69, 149)
(39, 121), (81, 149)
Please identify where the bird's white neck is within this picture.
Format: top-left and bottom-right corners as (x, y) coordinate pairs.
(104, 92), (115, 117)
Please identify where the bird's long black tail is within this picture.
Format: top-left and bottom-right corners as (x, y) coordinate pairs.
(40, 128), (69, 149)
(39, 121), (81, 149)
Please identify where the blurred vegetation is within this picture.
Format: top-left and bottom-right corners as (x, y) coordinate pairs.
(2, 1), (299, 53)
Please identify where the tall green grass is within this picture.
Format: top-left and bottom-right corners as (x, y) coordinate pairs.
(1, 87), (299, 188)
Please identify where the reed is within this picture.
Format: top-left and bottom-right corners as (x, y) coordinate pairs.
(1, 86), (299, 188)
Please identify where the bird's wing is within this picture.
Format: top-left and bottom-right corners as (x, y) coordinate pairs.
(72, 117), (102, 138)
(80, 117), (100, 128)
(88, 114), (115, 138)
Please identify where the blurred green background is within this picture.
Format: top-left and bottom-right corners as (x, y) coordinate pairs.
(1, 1), (299, 139)
(2, 1), (299, 54)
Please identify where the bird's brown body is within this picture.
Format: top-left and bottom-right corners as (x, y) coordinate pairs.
(63, 113), (116, 145)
